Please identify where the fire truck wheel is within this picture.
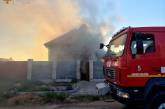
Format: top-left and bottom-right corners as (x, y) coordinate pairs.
(145, 92), (165, 109)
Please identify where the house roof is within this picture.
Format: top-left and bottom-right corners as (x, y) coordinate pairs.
(44, 24), (95, 48)
(44, 24), (104, 60)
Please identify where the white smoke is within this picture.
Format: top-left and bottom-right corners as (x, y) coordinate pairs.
(0, 0), (120, 60)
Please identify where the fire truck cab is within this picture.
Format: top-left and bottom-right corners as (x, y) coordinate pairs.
(100, 27), (165, 109)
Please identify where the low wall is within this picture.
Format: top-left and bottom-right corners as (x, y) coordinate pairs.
(0, 61), (27, 81)
(56, 61), (77, 80)
(93, 61), (104, 80)
(0, 60), (104, 82)
(31, 61), (52, 81)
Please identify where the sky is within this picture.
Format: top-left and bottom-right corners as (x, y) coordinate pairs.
(115, 0), (165, 31)
(0, 0), (164, 61)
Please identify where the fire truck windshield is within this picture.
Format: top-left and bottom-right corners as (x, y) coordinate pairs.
(107, 34), (127, 57)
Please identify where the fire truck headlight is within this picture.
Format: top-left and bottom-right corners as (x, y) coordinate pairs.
(106, 61), (111, 67)
(114, 61), (119, 66)
(117, 90), (129, 99)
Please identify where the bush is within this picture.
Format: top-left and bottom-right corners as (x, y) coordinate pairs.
(70, 95), (112, 102)
(71, 78), (78, 83)
(15, 81), (50, 92)
(71, 95), (100, 102)
(7, 93), (42, 105)
(41, 93), (69, 103)
(2, 90), (17, 99)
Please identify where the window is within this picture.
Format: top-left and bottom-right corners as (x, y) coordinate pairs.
(107, 34), (127, 57)
(131, 33), (155, 54)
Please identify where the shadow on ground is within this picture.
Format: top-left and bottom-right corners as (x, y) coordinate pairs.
(123, 105), (144, 109)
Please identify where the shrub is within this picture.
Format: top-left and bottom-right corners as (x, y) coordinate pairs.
(2, 90), (17, 99)
(7, 93), (42, 105)
(71, 78), (78, 83)
(41, 93), (68, 103)
(71, 95), (100, 102)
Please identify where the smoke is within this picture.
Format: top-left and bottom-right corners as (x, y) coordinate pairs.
(0, 0), (118, 60)
(77, 0), (116, 37)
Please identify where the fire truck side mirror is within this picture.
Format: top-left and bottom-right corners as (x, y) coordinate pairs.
(100, 43), (105, 49)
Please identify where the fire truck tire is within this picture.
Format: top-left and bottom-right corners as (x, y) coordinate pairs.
(145, 92), (165, 109)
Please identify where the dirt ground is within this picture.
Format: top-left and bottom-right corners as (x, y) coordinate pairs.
(0, 101), (139, 109)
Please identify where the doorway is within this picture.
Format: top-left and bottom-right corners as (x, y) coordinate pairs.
(80, 61), (89, 81)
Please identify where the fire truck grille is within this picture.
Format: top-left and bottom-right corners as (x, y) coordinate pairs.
(106, 68), (116, 80)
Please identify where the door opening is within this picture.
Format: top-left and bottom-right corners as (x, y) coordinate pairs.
(80, 60), (89, 81)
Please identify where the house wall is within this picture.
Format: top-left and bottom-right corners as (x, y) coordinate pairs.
(48, 46), (97, 62)
(48, 47), (77, 61)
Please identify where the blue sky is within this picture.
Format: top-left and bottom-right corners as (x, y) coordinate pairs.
(115, 0), (165, 31)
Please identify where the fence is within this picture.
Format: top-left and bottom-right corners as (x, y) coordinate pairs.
(31, 61), (52, 81)
(93, 61), (104, 80)
(56, 61), (77, 81)
(0, 60), (104, 82)
(0, 61), (27, 81)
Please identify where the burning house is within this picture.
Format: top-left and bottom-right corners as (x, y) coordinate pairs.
(44, 24), (103, 61)
(44, 24), (104, 81)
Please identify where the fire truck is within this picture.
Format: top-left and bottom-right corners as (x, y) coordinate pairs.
(100, 27), (165, 109)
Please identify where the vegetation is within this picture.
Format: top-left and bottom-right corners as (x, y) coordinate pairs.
(2, 81), (74, 92)
(7, 93), (42, 105)
(0, 80), (18, 94)
(0, 80), (112, 106)
(71, 95), (100, 102)
(70, 95), (112, 102)
(41, 93), (69, 103)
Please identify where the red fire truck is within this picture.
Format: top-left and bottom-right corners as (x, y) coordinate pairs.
(100, 27), (165, 109)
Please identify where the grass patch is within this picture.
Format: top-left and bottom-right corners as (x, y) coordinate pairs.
(0, 80), (17, 94)
(70, 95), (112, 102)
(0, 80), (72, 105)
(0, 80), (23, 106)
(1, 92), (69, 106)
(12, 81), (73, 92)
(13, 81), (49, 92)
(0, 80), (112, 106)
(7, 93), (43, 106)
(41, 93), (69, 103)
(0, 93), (112, 106)
(0, 97), (8, 106)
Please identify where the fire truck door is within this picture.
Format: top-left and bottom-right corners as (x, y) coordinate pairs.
(128, 33), (161, 78)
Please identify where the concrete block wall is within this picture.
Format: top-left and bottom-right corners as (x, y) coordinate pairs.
(56, 61), (77, 81)
(27, 59), (104, 82)
(0, 61), (27, 81)
(27, 60), (77, 82)
(31, 61), (52, 81)
(93, 61), (104, 80)
(0, 60), (104, 82)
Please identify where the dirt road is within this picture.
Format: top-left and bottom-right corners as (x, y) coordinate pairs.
(0, 101), (126, 109)
(56, 101), (124, 109)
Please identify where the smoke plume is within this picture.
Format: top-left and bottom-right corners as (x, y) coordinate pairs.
(0, 0), (118, 60)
